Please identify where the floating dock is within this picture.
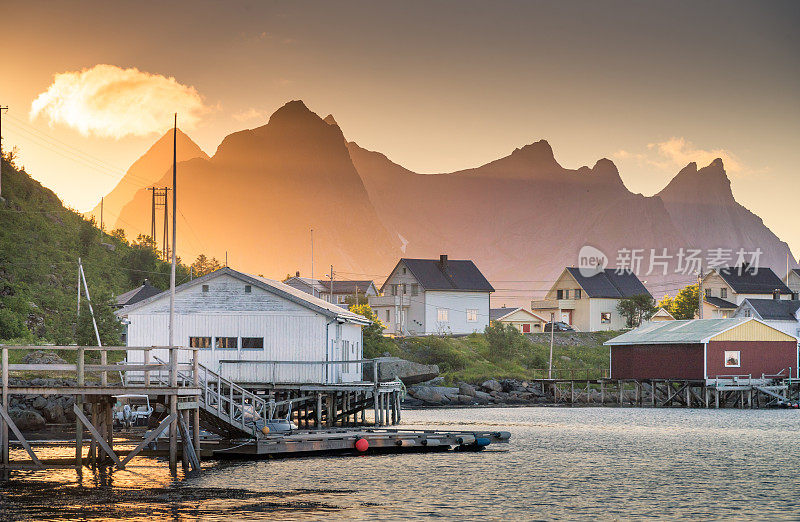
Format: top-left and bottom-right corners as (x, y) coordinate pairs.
(207, 428), (511, 458)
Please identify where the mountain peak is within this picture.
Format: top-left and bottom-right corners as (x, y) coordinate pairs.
(323, 114), (338, 126)
(268, 100), (316, 125)
(658, 158), (733, 203)
(513, 139), (556, 164)
(590, 158), (625, 188)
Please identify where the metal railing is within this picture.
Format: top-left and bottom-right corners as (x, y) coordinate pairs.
(529, 368), (610, 380)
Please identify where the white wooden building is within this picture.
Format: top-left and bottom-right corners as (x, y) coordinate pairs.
(116, 267), (371, 385)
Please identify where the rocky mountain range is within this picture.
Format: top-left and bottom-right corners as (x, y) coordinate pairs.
(90, 101), (797, 301)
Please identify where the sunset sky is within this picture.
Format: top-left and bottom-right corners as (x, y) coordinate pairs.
(2, 1), (799, 256)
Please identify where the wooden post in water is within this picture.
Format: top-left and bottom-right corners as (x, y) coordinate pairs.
(169, 347), (178, 474)
(2, 346), (8, 466)
(75, 347), (84, 467)
(192, 350), (200, 456)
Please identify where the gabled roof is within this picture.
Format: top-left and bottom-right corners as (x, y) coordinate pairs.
(116, 267), (370, 325)
(490, 307), (545, 322)
(704, 296), (737, 309)
(115, 280), (163, 307)
(713, 265), (791, 294)
(741, 299), (800, 321)
(652, 308), (675, 320)
(564, 268), (651, 299)
(384, 257), (494, 292)
(605, 318), (751, 345)
(318, 280), (376, 294)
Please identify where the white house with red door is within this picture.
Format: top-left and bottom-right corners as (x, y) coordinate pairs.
(490, 307), (546, 333)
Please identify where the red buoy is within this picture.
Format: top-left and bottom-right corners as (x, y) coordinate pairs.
(355, 438), (369, 452)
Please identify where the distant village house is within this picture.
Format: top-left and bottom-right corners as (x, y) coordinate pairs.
(369, 255), (494, 336)
(284, 273), (378, 308)
(490, 307), (546, 333)
(700, 265), (793, 319)
(531, 268), (651, 332)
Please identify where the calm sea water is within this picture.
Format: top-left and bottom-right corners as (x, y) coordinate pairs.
(1, 407), (799, 520)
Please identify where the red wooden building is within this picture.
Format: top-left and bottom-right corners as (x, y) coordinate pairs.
(606, 318), (799, 380)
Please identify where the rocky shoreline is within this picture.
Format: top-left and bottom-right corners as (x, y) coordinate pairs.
(405, 379), (551, 407)
(4, 377), (78, 430)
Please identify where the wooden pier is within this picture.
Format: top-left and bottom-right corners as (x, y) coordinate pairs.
(1, 346), (406, 473)
(0, 345), (202, 474)
(539, 376), (799, 408)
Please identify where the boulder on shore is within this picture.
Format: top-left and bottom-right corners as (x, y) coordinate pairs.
(481, 379), (503, 393)
(373, 357), (439, 385)
(10, 408), (46, 431)
(22, 350), (67, 365)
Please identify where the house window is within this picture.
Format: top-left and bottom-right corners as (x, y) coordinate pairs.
(601, 312), (612, 324)
(215, 337), (238, 350)
(744, 309), (751, 317)
(466, 309), (478, 322)
(574, 289), (581, 299)
(720, 288), (727, 299)
(189, 336), (212, 349)
(386, 310), (390, 323)
(202, 284), (209, 293)
(437, 308), (449, 322)
(244, 285), (252, 293)
(410, 284), (419, 296)
(402, 284), (407, 295)
(724, 351), (741, 368)
(704, 288), (711, 298)
(556, 289), (564, 299)
(241, 337), (263, 350)
(563, 289), (570, 299)
(391, 284), (399, 296)
(402, 267), (407, 275)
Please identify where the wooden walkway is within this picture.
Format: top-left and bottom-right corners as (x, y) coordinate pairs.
(537, 377), (799, 408)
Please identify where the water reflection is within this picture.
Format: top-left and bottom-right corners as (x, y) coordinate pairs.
(2, 408), (799, 520)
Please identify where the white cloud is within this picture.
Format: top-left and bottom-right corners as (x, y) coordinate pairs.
(30, 64), (208, 138)
(232, 108), (267, 123)
(613, 137), (745, 176)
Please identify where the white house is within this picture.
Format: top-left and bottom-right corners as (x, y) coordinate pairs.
(699, 265), (793, 319)
(490, 307), (546, 333)
(531, 268), (651, 331)
(116, 267), (371, 385)
(734, 298), (800, 338)
(369, 255), (494, 336)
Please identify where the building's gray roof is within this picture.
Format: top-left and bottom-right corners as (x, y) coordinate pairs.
(318, 280), (376, 294)
(605, 318), (751, 345)
(115, 280), (163, 307)
(704, 296), (737, 309)
(116, 267), (370, 325)
(742, 299), (800, 321)
(490, 307), (517, 321)
(387, 257), (494, 292)
(565, 268), (651, 299)
(715, 266), (791, 295)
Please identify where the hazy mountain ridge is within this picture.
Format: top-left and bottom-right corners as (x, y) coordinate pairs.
(102, 101), (796, 299)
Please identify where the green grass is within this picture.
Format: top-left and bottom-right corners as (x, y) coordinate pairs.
(369, 330), (621, 385)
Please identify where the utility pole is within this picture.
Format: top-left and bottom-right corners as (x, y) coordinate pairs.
(146, 186), (170, 258)
(330, 265), (334, 304)
(0, 105), (8, 201)
(168, 115), (178, 475)
(310, 228), (314, 281)
(697, 269), (703, 319)
(549, 312), (555, 379)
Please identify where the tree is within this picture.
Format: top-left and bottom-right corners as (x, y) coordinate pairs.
(191, 254), (221, 278)
(349, 303), (391, 358)
(344, 293), (369, 307)
(484, 322), (529, 361)
(111, 228), (127, 241)
(660, 283), (699, 320)
(122, 234), (160, 288)
(75, 292), (123, 346)
(617, 293), (657, 328)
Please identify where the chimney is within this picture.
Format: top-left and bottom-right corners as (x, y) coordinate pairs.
(296, 271), (300, 277)
(439, 254), (448, 269)
(773, 289), (781, 300)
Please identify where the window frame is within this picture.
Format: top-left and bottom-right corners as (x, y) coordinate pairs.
(437, 308), (449, 322)
(244, 285), (252, 294)
(724, 350), (741, 368)
(201, 284), (209, 293)
(241, 337), (263, 350)
(189, 336), (212, 349)
(215, 337), (238, 350)
(466, 309), (478, 322)
(574, 289), (582, 299)
(600, 312), (612, 324)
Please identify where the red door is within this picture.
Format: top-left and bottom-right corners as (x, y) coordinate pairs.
(522, 323), (531, 333)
